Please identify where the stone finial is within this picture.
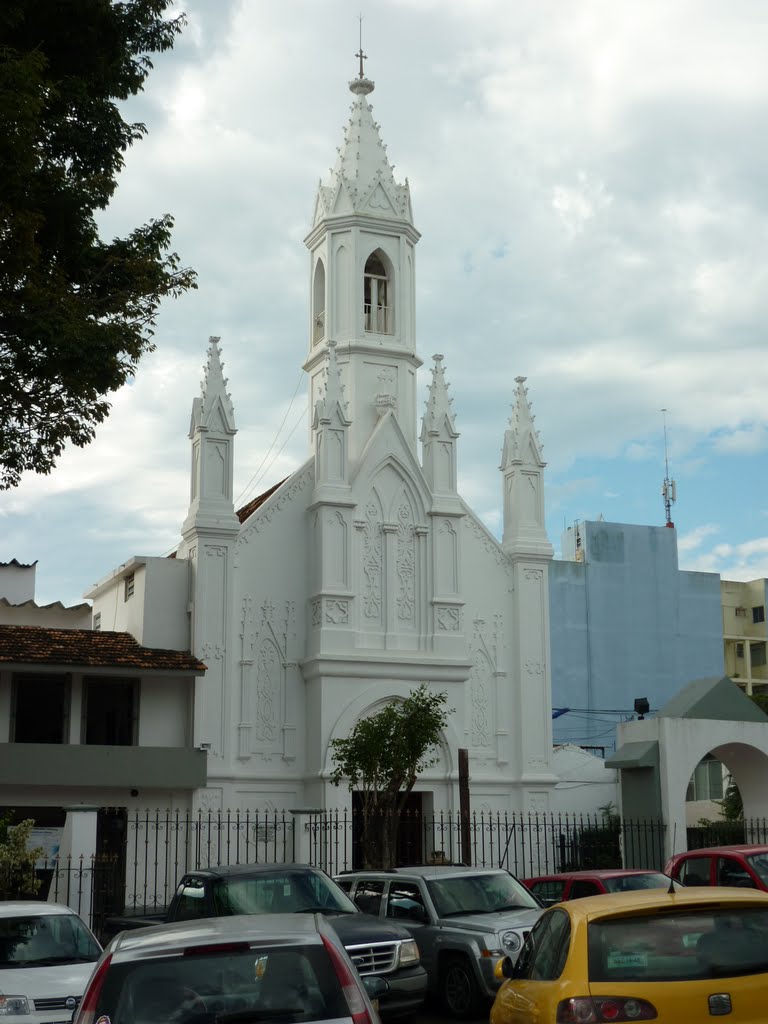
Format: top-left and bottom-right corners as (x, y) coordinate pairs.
(501, 375), (544, 469)
(199, 335), (236, 428)
(421, 353), (458, 438)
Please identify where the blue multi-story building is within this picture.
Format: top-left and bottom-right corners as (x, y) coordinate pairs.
(549, 520), (725, 750)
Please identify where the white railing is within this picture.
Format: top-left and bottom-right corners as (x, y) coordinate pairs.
(364, 303), (392, 335)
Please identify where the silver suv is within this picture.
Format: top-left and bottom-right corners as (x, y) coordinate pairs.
(335, 865), (542, 1019)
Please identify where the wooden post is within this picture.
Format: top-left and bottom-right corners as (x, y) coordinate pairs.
(459, 748), (471, 866)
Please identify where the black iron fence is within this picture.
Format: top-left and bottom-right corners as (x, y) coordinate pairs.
(687, 817), (768, 850)
(1, 855), (122, 940)
(103, 807), (667, 914)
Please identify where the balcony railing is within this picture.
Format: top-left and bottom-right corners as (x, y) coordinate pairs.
(364, 303), (392, 335)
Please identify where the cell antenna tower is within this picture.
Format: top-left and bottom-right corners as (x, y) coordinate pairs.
(661, 408), (676, 528)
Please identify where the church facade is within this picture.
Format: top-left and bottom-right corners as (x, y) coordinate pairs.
(89, 70), (558, 821)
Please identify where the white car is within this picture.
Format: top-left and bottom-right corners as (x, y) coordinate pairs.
(0, 901), (102, 1024)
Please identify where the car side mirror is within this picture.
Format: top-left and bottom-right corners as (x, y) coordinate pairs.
(494, 955), (515, 981)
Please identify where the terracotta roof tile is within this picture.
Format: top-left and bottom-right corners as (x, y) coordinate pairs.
(0, 625), (206, 674)
(236, 477), (288, 524)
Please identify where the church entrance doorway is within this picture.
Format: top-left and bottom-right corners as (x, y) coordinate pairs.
(351, 791), (423, 868)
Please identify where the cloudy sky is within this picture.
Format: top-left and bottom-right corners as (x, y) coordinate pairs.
(3, 0), (768, 606)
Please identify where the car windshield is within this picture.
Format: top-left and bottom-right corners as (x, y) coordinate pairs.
(90, 943), (350, 1024)
(745, 852), (768, 885)
(0, 913), (100, 967)
(589, 906), (768, 982)
(211, 871), (358, 916)
(602, 873), (676, 893)
(426, 871), (539, 916)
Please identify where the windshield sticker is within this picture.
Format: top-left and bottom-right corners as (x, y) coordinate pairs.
(607, 952), (648, 970)
(95, 1016), (111, 1024)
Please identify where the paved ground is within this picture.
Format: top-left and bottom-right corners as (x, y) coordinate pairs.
(415, 1000), (488, 1024)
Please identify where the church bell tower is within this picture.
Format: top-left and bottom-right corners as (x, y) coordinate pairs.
(303, 57), (422, 465)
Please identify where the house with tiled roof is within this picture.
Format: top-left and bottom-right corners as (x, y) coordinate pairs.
(86, 67), (558, 851)
(0, 562), (206, 910)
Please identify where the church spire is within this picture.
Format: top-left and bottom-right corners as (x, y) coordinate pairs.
(421, 354), (459, 497)
(501, 377), (552, 558)
(311, 68), (413, 227)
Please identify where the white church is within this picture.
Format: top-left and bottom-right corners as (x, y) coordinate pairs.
(87, 67), (560, 823)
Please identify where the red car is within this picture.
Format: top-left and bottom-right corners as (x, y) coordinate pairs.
(523, 868), (676, 906)
(665, 844), (768, 891)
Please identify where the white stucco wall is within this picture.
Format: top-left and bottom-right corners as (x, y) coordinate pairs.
(139, 676), (193, 746)
(551, 744), (619, 815)
(87, 556), (189, 649)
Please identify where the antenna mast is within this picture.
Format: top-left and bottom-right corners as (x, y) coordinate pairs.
(661, 408), (676, 528)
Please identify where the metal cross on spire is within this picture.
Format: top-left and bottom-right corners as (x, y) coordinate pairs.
(355, 13), (367, 79)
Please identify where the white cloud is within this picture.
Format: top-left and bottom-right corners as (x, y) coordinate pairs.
(678, 523), (720, 553)
(3, 0), (768, 604)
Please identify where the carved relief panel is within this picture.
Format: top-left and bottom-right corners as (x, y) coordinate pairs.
(361, 499), (383, 627)
(467, 616), (504, 763)
(395, 500), (416, 626)
(238, 598), (296, 762)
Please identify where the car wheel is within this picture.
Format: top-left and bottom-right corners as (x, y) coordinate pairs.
(440, 955), (483, 1019)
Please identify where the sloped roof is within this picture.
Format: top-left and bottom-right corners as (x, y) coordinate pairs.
(0, 597), (91, 613)
(236, 477), (288, 524)
(0, 625), (206, 674)
(657, 676), (768, 723)
(0, 559), (37, 568)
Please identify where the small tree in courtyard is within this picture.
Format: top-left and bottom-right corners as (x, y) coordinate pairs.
(330, 685), (452, 869)
(0, 814), (43, 898)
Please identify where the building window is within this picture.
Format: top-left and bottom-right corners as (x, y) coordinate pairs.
(753, 606), (765, 624)
(363, 251), (393, 334)
(83, 678), (137, 746)
(124, 573), (135, 601)
(12, 674), (69, 743)
(686, 756), (724, 802)
(93, 612), (101, 631)
(736, 642), (745, 659)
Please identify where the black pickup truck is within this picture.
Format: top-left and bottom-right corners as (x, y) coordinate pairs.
(102, 863), (427, 1020)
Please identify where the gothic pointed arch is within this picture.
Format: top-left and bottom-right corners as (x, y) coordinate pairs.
(364, 247), (395, 335)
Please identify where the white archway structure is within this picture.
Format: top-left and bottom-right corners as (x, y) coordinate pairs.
(608, 676), (768, 864)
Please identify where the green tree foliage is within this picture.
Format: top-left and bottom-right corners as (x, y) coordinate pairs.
(0, 0), (196, 488)
(330, 685), (452, 869)
(0, 814), (43, 897)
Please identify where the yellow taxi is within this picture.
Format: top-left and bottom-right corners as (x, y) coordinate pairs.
(490, 886), (768, 1023)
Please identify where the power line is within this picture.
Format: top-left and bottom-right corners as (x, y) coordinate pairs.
(235, 369), (307, 508)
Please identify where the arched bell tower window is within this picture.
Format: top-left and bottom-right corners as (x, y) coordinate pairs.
(364, 250), (393, 335)
(313, 259), (326, 345)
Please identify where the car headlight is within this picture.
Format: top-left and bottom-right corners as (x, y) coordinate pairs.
(501, 930), (522, 953)
(398, 939), (420, 965)
(0, 996), (30, 1016)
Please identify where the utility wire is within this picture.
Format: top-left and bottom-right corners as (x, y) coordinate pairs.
(235, 369), (307, 508)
